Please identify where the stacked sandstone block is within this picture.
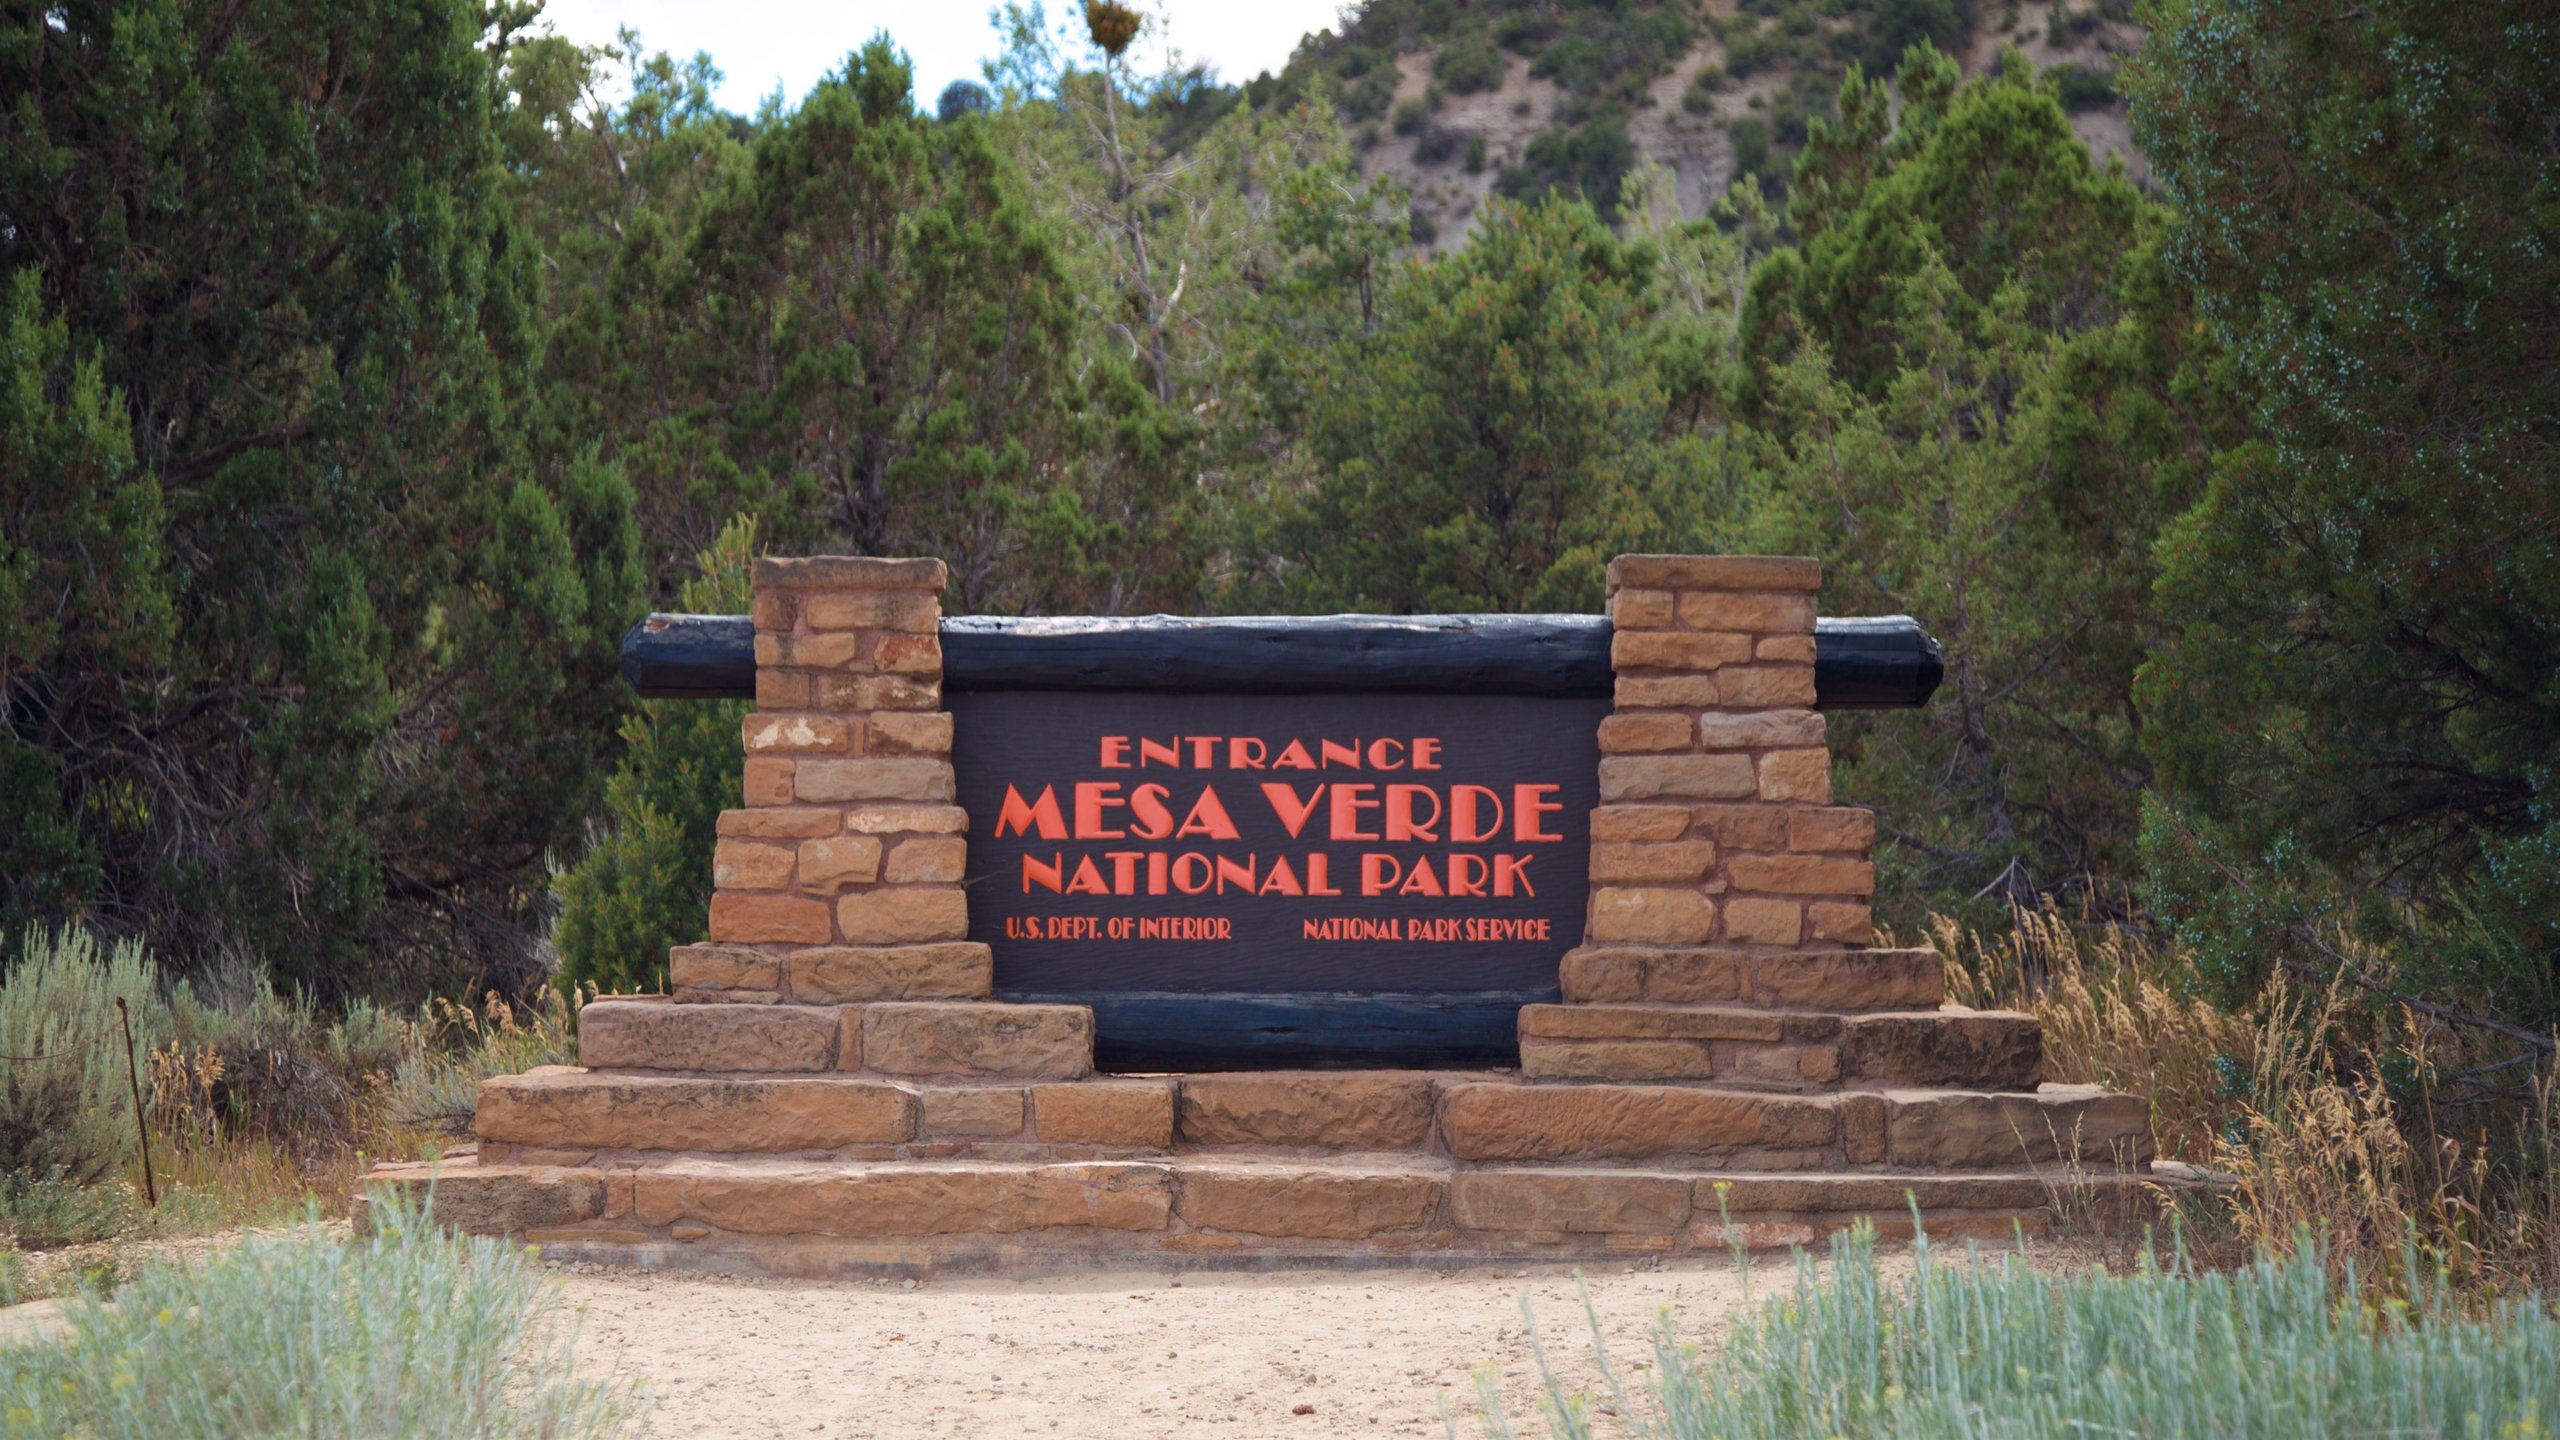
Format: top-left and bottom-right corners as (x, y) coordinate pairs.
(1585, 554), (1872, 952)
(1527, 555), (2043, 1097)
(625, 557), (1098, 1088)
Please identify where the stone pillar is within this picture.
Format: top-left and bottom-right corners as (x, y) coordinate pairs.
(654, 555), (1091, 1082)
(691, 556), (967, 961)
(1582, 554), (1878, 953)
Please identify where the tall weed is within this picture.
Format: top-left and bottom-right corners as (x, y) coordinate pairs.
(1935, 900), (2560, 1293)
(383, 988), (582, 1132)
(0, 1188), (645, 1438)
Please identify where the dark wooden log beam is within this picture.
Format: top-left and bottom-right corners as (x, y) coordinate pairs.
(620, 611), (1944, 708)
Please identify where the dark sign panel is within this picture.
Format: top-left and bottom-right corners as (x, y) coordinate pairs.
(951, 692), (1606, 1013)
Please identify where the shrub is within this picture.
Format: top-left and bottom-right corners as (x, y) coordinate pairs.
(1724, 24), (1779, 77)
(1464, 134), (1488, 173)
(2051, 60), (2118, 112)
(0, 1190), (645, 1437)
(1493, 10), (1557, 51)
(1727, 114), (1776, 189)
(554, 516), (756, 994)
(1682, 63), (1727, 113)
(1434, 32), (1504, 95)
(1343, 68), (1397, 120)
(0, 927), (170, 1185)
(1497, 112), (1638, 221)
(1478, 1222), (2560, 1438)
(1415, 125), (1464, 165)
(1392, 95), (1431, 135)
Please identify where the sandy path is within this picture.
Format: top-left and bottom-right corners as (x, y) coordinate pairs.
(556, 1255), (1808, 1440)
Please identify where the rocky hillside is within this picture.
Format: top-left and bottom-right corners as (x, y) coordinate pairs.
(1244, 0), (2143, 247)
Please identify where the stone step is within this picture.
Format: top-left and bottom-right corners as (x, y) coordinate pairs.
(668, 941), (994, 1005)
(479, 1067), (1467, 1162)
(1435, 1080), (2151, 1170)
(577, 996), (1093, 1080)
(480, 1064), (2148, 1173)
(366, 1151), (2167, 1275)
(478, 1067), (1183, 1161)
(1516, 1003), (2041, 1089)
(1558, 945), (1945, 1009)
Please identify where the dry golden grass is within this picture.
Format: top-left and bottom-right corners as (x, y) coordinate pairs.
(1930, 901), (2560, 1295)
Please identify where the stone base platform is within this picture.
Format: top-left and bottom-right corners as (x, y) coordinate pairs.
(366, 1057), (2168, 1278)
(363, 1150), (2167, 1279)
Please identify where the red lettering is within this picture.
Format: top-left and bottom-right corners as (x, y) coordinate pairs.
(1073, 781), (1127, 839)
(1258, 856), (1305, 895)
(1328, 783), (1381, 841)
(1274, 740), (1316, 769)
(1360, 853), (1402, 896)
(1306, 852), (1342, 895)
(1100, 737), (1130, 768)
(1147, 851), (1169, 895)
(1448, 853), (1490, 896)
(1494, 853), (1535, 897)
(1320, 739), (1361, 768)
(1139, 737), (1179, 767)
(1065, 856), (1110, 894)
(1188, 736), (1219, 767)
(1172, 853), (1213, 895)
(1216, 854), (1258, 893)
(1366, 737), (1405, 769)
(1229, 736), (1269, 769)
(1128, 783), (1175, 840)
(1514, 784), (1563, 842)
(1413, 737), (1442, 770)
(1397, 861), (1444, 897)
(1104, 851), (1144, 892)
(1261, 783), (1324, 838)
(1385, 783), (1441, 842)
(996, 784), (1068, 839)
(1023, 854), (1064, 892)
(1452, 784), (1504, 843)
(1175, 785), (1242, 840)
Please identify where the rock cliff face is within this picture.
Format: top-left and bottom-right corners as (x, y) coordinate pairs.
(1275, 0), (2144, 249)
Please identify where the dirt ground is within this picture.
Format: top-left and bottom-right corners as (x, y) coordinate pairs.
(557, 1254), (1826, 1440)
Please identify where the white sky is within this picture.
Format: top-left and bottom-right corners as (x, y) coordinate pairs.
(531, 0), (1354, 113)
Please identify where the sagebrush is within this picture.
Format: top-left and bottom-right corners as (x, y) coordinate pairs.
(0, 1189), (645, 1438)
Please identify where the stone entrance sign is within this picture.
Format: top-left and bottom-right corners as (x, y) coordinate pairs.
(367, 551), (2162, 1277)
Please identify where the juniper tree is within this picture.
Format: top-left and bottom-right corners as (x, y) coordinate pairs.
(0, 0), (641, 996)
(1731, 49), (2238, 915)
(2128, 1), (2560, 1024)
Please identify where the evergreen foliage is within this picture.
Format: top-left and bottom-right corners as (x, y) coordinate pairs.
(554, 520), (756, 995)
(1275, 198), (1717, 612)
(0, 0), (642, 997)
(1730, 51), (2239, 912)
(4, 0), (2549, 1074)
(2129, 1), (2560, 1022)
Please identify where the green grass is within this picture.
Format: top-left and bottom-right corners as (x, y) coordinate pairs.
(1478, 1222), (2560, 1439)
(0, 1189), (644, 1438)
